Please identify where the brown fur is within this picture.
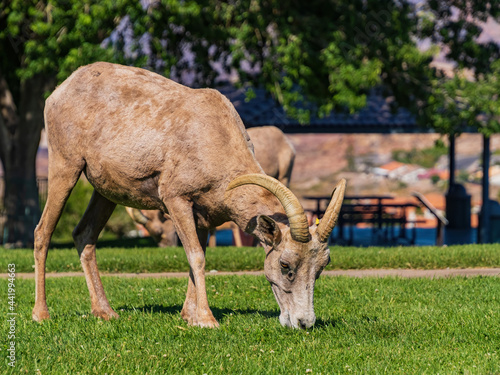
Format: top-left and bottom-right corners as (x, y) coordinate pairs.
(130, 126), (295, 247)
(33, 62), (343, 329)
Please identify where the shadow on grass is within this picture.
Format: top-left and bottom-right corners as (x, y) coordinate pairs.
(314, 317), (341, 329)
(117, 304), (182, 316)
(116, 303), (278, 321)
(115, 303), (340, 328)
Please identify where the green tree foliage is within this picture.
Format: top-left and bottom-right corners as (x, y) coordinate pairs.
(419, 1), (500, 75)
(139, 1), (500, 135)
(0, 0), (140, 246)
(1, 0), (499, 246)
(418, 1), (500, 135)
(0, 0), (435, 246)
(140, 0), (434, 122)
(427, 61), (500, 136)
(0, 0), (141, 82)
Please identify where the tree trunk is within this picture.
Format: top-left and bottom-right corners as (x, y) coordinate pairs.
(0, 73), (53, 247)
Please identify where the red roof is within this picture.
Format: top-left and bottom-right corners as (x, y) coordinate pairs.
(379, 161), (406, 171)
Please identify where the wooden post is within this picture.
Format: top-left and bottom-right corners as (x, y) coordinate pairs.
(436, 221), (444, 246)
(448, 133), (456, 189)
(479, 135), (491, 243)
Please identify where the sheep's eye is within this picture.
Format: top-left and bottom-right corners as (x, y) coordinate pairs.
(280, 262), (289, 269)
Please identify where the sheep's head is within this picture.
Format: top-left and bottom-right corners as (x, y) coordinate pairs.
(227, 175), (346, 329)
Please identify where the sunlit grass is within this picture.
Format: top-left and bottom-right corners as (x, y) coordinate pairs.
(1, 275), (498, 374)
(1, 243), (499, 273)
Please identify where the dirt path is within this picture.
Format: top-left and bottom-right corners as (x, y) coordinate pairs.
(2, 268), (499, 279)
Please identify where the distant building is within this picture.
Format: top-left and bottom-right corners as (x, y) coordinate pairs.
(418, 169), (449, 181)
(487, 165), (500, 186)
(372, 161), (425, 183)
(372, 161), (407, 178)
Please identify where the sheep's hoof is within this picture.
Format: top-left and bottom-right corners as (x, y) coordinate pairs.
(32, 307), (50, 322)
(182, 308), (219, 328)
(181, 308), (198, 326)
(196, 319), (220, 328)
(195, 314), (219, 328)
(92, 308), (119, 320)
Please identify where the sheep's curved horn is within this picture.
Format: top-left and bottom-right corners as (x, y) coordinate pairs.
(315, 179), (346, 243)
(125, 207), (149, 226)
(226, 174), (310, 243)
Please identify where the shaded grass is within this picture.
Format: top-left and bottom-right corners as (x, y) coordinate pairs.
(1, 243), (499, 273)
(1, 275), (499, 374)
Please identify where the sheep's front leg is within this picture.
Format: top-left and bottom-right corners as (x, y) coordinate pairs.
(181, 268), (198, 325)
(181, 228), (209, 325)
(166, 199), (218, 328)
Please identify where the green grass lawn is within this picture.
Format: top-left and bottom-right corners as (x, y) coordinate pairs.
(2, 243), (499, 273)
(1, 275), (499, 374)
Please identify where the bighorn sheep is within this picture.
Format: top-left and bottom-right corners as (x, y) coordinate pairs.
(248, 126), (296, 187)
(33, 62), (345, 329)
(128, 126), (296, 247)
(125, 207), (179, 246)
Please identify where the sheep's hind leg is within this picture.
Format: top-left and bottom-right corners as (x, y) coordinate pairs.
(181, 228), (209, 325)
(33, 163), (82, 322)
(166, 198), (218, 328)
(73, 190), (118, 320)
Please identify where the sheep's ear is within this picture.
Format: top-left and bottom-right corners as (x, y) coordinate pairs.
(255, 215), (282, 246)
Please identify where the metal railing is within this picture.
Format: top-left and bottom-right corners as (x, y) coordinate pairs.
(411, 191), (449, 246)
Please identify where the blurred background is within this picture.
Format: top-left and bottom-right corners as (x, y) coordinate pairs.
(1, 0), (500, 248)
